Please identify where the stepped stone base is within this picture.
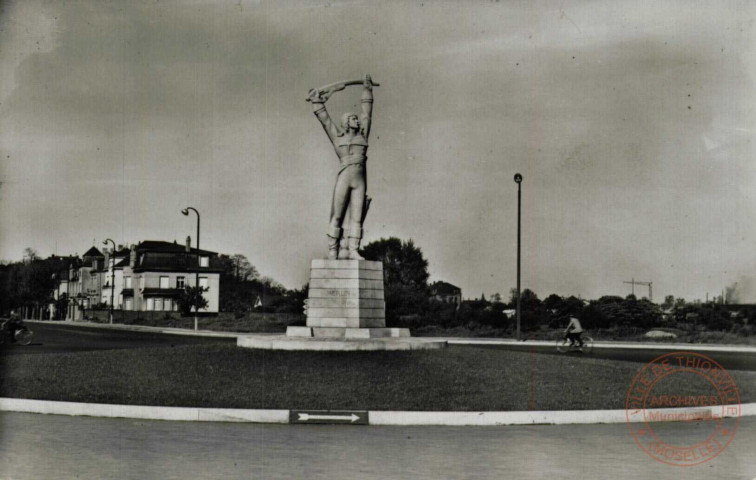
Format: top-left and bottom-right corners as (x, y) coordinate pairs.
(237, 334), (446, 351)
(303, 259), (386, 328)
(236, 259), (448, 351)
(289, 259), (398, 339)
(287, 326), (410, 339)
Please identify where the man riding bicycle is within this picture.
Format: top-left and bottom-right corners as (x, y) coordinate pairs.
(564, 316), (585, 348)
(2, 310), (23, 344)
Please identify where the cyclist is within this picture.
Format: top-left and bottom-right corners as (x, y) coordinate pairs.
(564, 316), (585, 349)
(2, 310), (23, 344)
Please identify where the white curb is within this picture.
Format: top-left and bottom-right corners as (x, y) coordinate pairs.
(446, 338), (756, 353)
(1, 398), (754, 426)
(370, 403), (756, 426)
(0, 398), (288, 423)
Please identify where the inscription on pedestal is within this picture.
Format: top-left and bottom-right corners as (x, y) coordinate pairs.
(326, 289), (358, 297)
(309, 288), (384, 300)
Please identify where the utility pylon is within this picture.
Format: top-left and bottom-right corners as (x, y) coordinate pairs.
(623, 278), (653, 302)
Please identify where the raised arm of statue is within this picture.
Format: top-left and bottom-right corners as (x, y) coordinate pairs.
(360, 74), (373, 140)
(309, 89), (341, 144)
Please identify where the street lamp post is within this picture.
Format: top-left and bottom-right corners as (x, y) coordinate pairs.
(514, 173), (523, 341)
(103, 238), (116, 324)
(182, 207), (200, 331)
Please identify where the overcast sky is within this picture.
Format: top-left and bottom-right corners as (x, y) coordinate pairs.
(1, 0), (755, 302)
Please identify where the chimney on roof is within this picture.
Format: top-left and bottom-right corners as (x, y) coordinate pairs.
(186, 236), (191, 253)
(130, 245), (136, 268)
(117, 244), (123, 251)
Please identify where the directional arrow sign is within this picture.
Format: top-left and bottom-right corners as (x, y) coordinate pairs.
(290, 410), (368, 425)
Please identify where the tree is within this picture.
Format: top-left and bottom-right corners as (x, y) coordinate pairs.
(543, 294), (564, 312)
(662, 295), (675, 309)
(218, 254), (259, 282)
(14, 254), (61, 315)
(560, 296), (585, 317)
(232, 254), (259, 281)
(361, 237), (430, 324)
(582, 295), (661, 330)
(509, 288), (540, 310)
(177, 286), (209, 316)
(260, 276), (286, 293)
(22, 247), (39, 264)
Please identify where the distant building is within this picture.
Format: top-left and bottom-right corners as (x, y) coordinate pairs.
(53, 239), (224, 319)
(121, 239), (224, 313)
(430, 281), (462, 306)
(98, 246), (131, 311)
(51, 258), (83, 320)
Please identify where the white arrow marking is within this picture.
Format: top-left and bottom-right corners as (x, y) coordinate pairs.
(297, 413), (360, 423)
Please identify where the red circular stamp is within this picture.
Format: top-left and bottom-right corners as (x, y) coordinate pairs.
(625, 351), (741, 467)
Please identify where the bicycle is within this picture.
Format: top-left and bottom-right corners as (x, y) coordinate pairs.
(556, 334), (594, 354)
(0, 319), (34, 346)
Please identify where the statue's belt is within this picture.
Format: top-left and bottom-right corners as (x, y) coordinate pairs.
(338, 155), (367, 175)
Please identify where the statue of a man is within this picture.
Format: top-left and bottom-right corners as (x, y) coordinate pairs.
(308, 74), (375, 260)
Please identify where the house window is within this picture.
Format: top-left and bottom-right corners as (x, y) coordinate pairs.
(124, 298), (133, 310)
(199, 256), (209, 267)
(146, 298), (154, 311)
(177, 276), (185, 289)
(199, 277), (209, 289)
(160, 276), (169, 289)
(125, 276), (132, 288)
(165, 299), (173, 311)
(155, 298), (164, 311)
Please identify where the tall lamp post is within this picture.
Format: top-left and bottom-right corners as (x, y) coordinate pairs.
(514, 173), (523, 341)
(103, 238), (116, 324)
(181, 207), (200, 331)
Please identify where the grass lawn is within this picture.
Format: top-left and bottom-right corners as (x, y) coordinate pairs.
(1, 345), (754, 411)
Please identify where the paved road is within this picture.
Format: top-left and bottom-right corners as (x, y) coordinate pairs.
(0, 322), (234, 356)
(0, 412), (754, 479)
(8, 323), (756, 372)
(455, 342), (756, 371)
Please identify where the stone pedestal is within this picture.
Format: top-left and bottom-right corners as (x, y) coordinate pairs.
(286, 259), (410, 339)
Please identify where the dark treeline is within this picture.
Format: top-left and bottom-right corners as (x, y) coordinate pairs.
(362, 238), (754, 338)
(0, 249), (77, 318)
(3, 242), (755, 339)
(216, 253), (306, 316)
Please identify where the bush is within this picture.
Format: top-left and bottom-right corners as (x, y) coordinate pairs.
(697, 307), (732, 331)
(733, 324), (753, 337)
(176, 286), (209, 316)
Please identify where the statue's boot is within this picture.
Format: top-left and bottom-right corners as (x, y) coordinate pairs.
(347, 226), (365, 260)
(327, 227), (342, 259)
